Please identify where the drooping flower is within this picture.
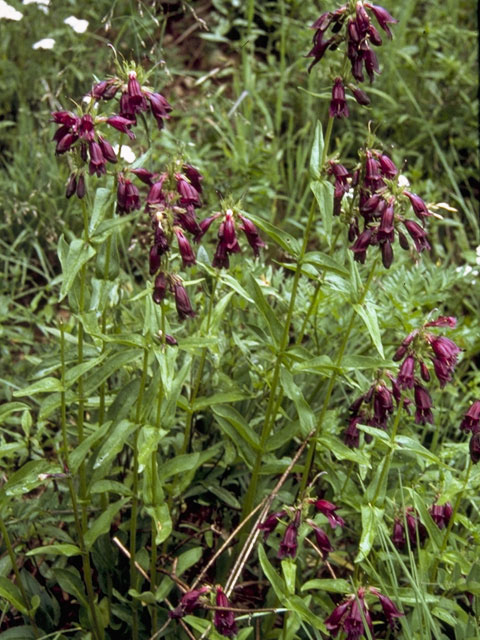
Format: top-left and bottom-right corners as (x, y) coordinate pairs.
(173, 281), (195, 320)
(278, 510), (301, 559)
(460, 400), (480, 433)
(369, 587), (404, 627)
(329, 77), (349, 118)
(429, 503), (453, 529)
(169, 587), (210, 619)
(313, 499), (345, 529)
(213, 587), (237, 638)
(413, 383), (433, 425)
(307, 520), (333, 560)
(258, 510), (286, 541)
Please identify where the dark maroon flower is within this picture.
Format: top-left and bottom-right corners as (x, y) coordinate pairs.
(117, 175), (141, 213)
(147, 92), (172, 129)
(350, 228), (373, 264)
(308, 521), (332, 559)
(460, 400), (480, 433)
(370, 588), (404, 627)
(149, 245), (162, 276)
(425, 316), (457, 328)
(403, 191), (432, 222)
(214, 587), (237, 638)
(278, 511), (301, 559)
(176, 174), (202, 207)
(90, 79), (119, 100)
(97, 136), (117, 164)
(429, 503), (453, 529)
(403, 219), (431, 252)
(52, 110), (78, 127)
(258, 510), (286, 541)
(324, 600), (351, 636)
(377, 153), (398, 178)
(183, 164), (203, 194)
(65, 173), (77, 199)
(173, 282), (195, 320)
(372, 383), (394, 427)
(367, 23), (382, 46)
(313, 499), (345, 529)
(419, 360), (430, 382)
(325, 589), (373, 640)
(55, 130), (78, 154)
(397, 355), (415, 390)
(126, 72), (148, 113)
(131, 168), (157, 186)
(344, 415), (362, 448)
(470, 432), (480, 464)
(174, 228), (196, 267)
(329, 77), (349, 119)
(147, 176), (168, 206)
(106, 115), (136, 139)
(196, 213), (222, 241)
(152, 272), (167, 305)
(413, 383), (433, 425)
(405, 508), (427, 546)
(392, 518), (406, 549)
(306, 31), (335, 72)
(428, 336), (461, 366)
(238, 215), (265, 257)
(350, 86), (371, 106)
(169, 586), (209, 619)
(88, 141), (106, 177)
(77, 114), (95, 142)
(364, 46), (380, 83)
(366, 3), (398, 38)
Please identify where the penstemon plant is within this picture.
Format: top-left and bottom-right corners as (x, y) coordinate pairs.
(0, 2), (479, 640)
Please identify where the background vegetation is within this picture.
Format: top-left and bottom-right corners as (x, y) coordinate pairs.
(0, 0), (478, 639)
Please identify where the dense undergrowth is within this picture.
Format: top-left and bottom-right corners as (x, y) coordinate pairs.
(0, 1), (479, 639)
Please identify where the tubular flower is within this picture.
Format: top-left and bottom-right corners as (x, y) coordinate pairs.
(278, 510), (301, 559)
(313, 499), (345, 529)
(258, 510), (287, 541)
(413, 383), (433, 425)
(169, 587), (210, 619)
(307, 520), (333, 559)
(325, 588), (373, 640)
(329, 77), (349, 118)
(213, 587), (237, 638)
(460, 400), (480, 433)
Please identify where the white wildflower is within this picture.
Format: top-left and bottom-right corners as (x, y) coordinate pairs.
(0, 0), (23, 20)
(32, 37), (55, 49)
(113, 144), (136, 164)
(64, 15), (88, 33)
(397, 174), (410, 188)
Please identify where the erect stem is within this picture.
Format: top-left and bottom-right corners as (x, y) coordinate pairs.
(371, 397), (404, 506)
(430, 458), (472, 585)
(298, 258), (378, 496)
(181, 274), (218, 455)
(242, 197), (318, 520)
(130, 346), (150, 640)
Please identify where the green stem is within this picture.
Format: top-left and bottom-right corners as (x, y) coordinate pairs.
(75, 202), (103, 640)
(130, 347), (149, 640)
(181, 276), (218, 454)
(242, 197), (318, 519)
(371, 397), (404, 506)
(298, 259), (378, 496)
(0, 517), (39, 637)
(322, 116), (335, 167)
(430, 458), (472, 585)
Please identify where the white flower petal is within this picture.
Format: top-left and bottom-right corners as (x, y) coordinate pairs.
(397, 174), (410, 188)
(23, 0), (50, 5)
(32, 37), (55, 49)
(64, 15), (88, 33)
(113, 144), (136, 163)
(0, 0), (23, 20)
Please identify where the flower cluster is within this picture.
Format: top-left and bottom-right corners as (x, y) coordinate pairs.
(325, 586), (403, 638)
(259, 499), (344, 561)
(394, 315), (461, 423)
(307, 2), (397, 112)
(168, 585), (237, 638)
(392, 502), (452, 550)
(329, 149), (432, 269)
(344, 376), (397, 447)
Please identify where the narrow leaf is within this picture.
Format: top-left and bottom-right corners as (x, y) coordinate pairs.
(84, 498), (127, 549)
(353, 302), (384, 358)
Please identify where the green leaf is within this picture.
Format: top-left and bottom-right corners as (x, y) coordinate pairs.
(193, 391), (249, 412)
(92, 420), (138, 471)
(281, 559), (296, 595)
(145, 504), (172, 545)
(26, 544), (81, 557)
(84, 498), (127, 550)
(303, 251), (349, 277)
(212, 404), (260, 451)
(89, 186), (113, 235)
(310, 179), (334, 242)
(0, 626), (36, 639)
(13, 377), (63, 396)
(341, 355), (392, 370)
(247, 274), (283, 345)
(175, 547), (203, 577)
(0, 577), (28, 615)
(2, 460), (53, 498)
(309, 121), (324, 180)
(279, 369), (315, 436)
(69, 421), (112, 474)
(220, 273), (254, 302)
(286, 594), (326, 632)
(258, 544), (286, 600)
(353, 302), (384, 358)
(157, 452), (200, 483)
(301, 578), (351, 593)
(317, 435), (371, 466)
(242, 211), (300, 256)
(395, 435), (442, 465)
(90, 212), (139, 243)
(64, 354), (107, 389)
(355, 505), (383, 563)
(0, 402), (29, 424)
(58, 238), (96, 301)
(52, 568), (88, 607)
